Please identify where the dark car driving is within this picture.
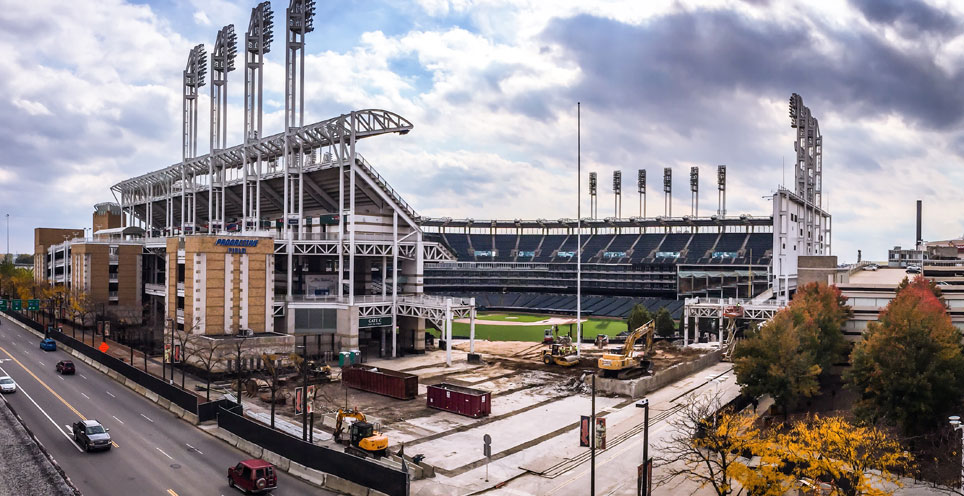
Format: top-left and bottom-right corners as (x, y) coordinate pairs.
(228, 459), (277, 493)
(72, 419), (112, 452)
(56, 360), (75, 375)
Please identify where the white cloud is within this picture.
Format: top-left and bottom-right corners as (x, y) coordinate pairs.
(11, 98), (52, 116)
(193, 10), (211, 26)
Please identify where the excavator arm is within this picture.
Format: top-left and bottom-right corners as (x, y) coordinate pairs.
(622, 320), (655, 357)
(334, 408), (366, 441)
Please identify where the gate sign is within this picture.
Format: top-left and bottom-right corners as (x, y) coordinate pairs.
(0, 300), (6, 311)
(11, 300), (22, 311)
(27, 299), (40, 311)
(595, 417), (607, 450)
(579, 416), (591, 447)
(358, 316), (392, 328)
(294, 386), (316, 415)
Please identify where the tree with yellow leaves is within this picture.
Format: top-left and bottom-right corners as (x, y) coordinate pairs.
(776, 415), (914, 496)
(655, 392), (795, 496)
(656, 391), (913, 496)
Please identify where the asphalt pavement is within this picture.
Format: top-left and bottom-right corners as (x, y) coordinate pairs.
(0, 313), (333, 496)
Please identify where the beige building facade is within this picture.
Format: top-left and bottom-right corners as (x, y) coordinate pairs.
(167, 235), (275, 336)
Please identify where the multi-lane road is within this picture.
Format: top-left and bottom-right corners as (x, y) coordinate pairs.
(0, 313), (332, 496)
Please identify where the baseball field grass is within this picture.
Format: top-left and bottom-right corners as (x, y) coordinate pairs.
(426, 311), (631, 342)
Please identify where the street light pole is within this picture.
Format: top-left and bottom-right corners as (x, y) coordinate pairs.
(637, 398), (650, 496)
(950, 416), (964, 492)
(168, 318), (175, 385)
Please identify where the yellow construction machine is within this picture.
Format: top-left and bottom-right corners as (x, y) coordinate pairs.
(541, 340), (579, 367)
(597, 321), (655, 379)
(333, 407), (389, 458)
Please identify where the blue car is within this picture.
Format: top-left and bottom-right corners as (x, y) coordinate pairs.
(39, 338), (56, 351)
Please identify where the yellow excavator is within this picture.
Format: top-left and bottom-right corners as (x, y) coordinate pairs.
(597, 321), (655, 379)
(542, 336), (579, 366)
(333, 407), (389, 458)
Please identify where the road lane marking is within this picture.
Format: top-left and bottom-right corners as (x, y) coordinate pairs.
(140, 413), (154, 423)
(112, 415), (124, 424)
(38, 361), (44, 366)
(0, 346), (85, 419)
(81, 392), (90, 400)
(0, 347), (120, 449)
(106, 390), (115, 398)
(80, 374), (87, 380)
(58, 376), (64, 381)
(186, 443), (203, 455)
(156, 447), (173, 460)
(166, 489), (178, 496)
(0, 365), (82, 452)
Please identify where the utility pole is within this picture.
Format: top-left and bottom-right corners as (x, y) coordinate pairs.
(590, 373), (596, 495)
(5, 213), (8, 261)
(576, 102), (582, 357)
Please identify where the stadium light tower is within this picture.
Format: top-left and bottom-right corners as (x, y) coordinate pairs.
(689, 166), (699, 217)
(717, 165), (726, 218)
(613, 170), (622, 220)
(283, 0), (316, 240)
(182, 43), (207, 234)
(589, 172), (597, 220)
(637, 169), (646, 218)
(209, 24), (238, 234)
(242, 1), (274, 233)
(663, 167), (672, 217)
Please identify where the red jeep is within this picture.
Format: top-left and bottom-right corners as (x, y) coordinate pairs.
(228, 459), (277, 494)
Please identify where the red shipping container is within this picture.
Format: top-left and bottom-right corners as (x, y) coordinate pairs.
(342, 365), (418, 400)
(426, 383), (491, 418)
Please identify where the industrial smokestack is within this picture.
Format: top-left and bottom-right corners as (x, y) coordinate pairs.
(916, 200), (922, 249)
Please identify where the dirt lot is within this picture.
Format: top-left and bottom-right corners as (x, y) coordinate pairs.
(257, 339), (706, 429)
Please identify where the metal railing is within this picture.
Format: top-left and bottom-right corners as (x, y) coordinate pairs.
(356, 156), (420, 221)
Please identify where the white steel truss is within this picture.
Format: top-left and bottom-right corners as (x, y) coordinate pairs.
(681, 297), (785, 347)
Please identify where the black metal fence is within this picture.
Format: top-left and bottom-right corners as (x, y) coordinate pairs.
(197, 398), (240, 423)
(51, 329), (200, 413)
(3, 310), (199, 414)
(218, 406), (409, 496)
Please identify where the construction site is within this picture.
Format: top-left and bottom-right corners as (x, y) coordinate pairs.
(218, 315), (721, 494)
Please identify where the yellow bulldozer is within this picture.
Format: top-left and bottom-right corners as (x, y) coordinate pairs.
(333, 407), (389, 458)
(597, 321), (655, 379)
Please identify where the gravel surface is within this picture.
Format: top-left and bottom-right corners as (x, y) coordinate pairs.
(0, 398), (75, 496)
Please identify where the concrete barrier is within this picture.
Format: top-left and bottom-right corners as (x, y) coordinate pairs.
(235, 438), (264, 459)
(323, 474), (371, 496)
(182, 411), (199, 425)
(208, 427), (241, 447)
(260, 449), (290, 472)
(145, 390), (159, 403)
(288, 461), (326, 487)
(156, 397), (171, 410)
(598, 349), (723, 398)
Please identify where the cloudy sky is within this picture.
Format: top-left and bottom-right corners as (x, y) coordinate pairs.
(1, 0), (963, 261)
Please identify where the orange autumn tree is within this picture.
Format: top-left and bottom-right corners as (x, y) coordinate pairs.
(847, 276), (964, 432)
(733, 282), (850, 415)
